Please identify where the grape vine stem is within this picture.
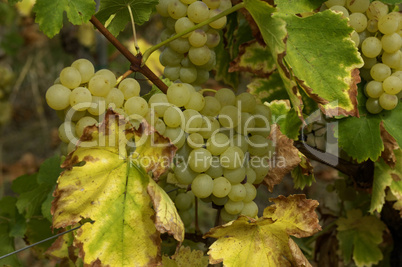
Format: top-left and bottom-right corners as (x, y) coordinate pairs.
(89, 16), (168, 93)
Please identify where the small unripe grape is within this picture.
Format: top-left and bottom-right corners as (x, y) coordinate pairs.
(70, 87), (92, 111)
(60, 67), (82, 89)
(379, 93), (398, 110)
(46, 84), (71, 110)
(71, 58), (94, 83)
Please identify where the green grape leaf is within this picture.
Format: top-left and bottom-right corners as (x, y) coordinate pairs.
(336, 209), (386, 267)
(96, 0), (158, 37)
(0, 196), (17, 219)
(42, 190), (54, 222)
(380, 104), (402, 149)
(16, 183), (52, 219)
(276, 10), (363, 117)
(32, 0), (96, 38)
(275, 0), (326, 14)
(24, 218), (54, 255)
(247, 72), (288, 103)
(51, 111), (182, 266)
(37, 155), (62, 185)
(11, 173), (38, 194)
(9, 212), (27, 238)
(229, 40), (276, 78)
(370, 149), (402, 214)
(204, 195), (321, 266)
(266, 100), (302, 140)
(0, 222), (21, 267)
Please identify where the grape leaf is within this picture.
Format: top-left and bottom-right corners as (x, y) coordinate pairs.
(370, 149), (402, 214)
(0, 222), (21, 267)
(24, 218), (54, 255)
(336, 209), (386, 267)
(275, 0), (326, 14)
(170, 246), (209, 267)
(247, 73), (288, 103)
(229, 40), (276, 78)
(291, 152), (315, 189)
(380, 103), (402, 149)
(205, 194), (321, 266)
(46, 230), (75, 260)
(32, 0), (96, 38)
(37, 155), (62, 185)
(96, 0), (158, 37)
(16, 183), (52, 219)
(51, 111), (183, 266)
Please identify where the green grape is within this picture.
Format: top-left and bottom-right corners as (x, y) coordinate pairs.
(71, 59), (94, 83)
(203, 0), (220, 9)
(179, 66), (197, 83)
(145, 110), (158, 126)
(366, 19), (378, 33)
(187, 132), (205, 149)
(181, 0), (196, 4)
(392, 71), (402, 81)
(179, 210), (193, 227)
(175, 192), (193, 210)
(164, 17), (177, 31)
(206, 132), (230, 155)
(60, 67), (82, 89)
(379, 93), (398, 110)
(329, 6), (349, 18)
(182, 109), (203, 133)
(46, 84), (71, 110)
(228, 183), (246, 202)
(180, 57), (195, 68)
(87, 96), (106, 116)
(382, 51), (401, 69)
(230, 134), (248, 154)
(212, 177), (232, 198)
(175, 17), (195, 38)
(223, 167), (246, 184)
(366, 1), (389, 20)
(378, 12), (400, 35)
(200, 96), (221, 117)
(170, 36), (191, 53)
(198, 50), (216, 70)
(220, 208), (238, 222)
(365, 97), (383, 114)
(191, 173), (214, 198)
(76, 116), (98, 137)
(58, 121), (77, 143)
(243, 183), (257, 202)
(168, 0), (188, 19)
(88, 75), (112, 97)
(156, 0), (173, 17)
(224, 199), (244, 215)
(199, 116), (220, 139)
(346, 0), (369, 13)
(64, 107), (86, 122)
(324, 0), (345, 8)
(164, 106), (184, 128)
(361, 37), (382, 58)
(205, 156), (224, 178)
(362, 55), (377, 69)
(67, 141), (76, 154)
(149, 93), (169, 117)
(219, 0), (232, 10)
(164, 127), (186, 148)
(370, 63), (391, 82)
(211, 195), (228, 206)
(105, 88), (124, 109)
(160, 29), (174, 42)
(240, 201), (258, 217)
(188, 46), (211, 66)
(251, 156), (269, 184)
(187, 1), (209, 23)
(381, 33), (402, 53)
(96, 69), (117, 88)
(248, 135), (270, 157)
(189, 29), (207, 47)
(236, 112), (255, 135)
(236, 92), (256, 113)
(164, 65), (181, 81)
(349, 13), (367, 33)
(208, 9), (227, 29)
(119, 78), (140, 100)
(351, 31), (360, 47)
(220, 147), (244, 169)
(160, 47), (184, 66)
(69, 87), (92, 111)
(154, 119), (166, 135)
(215, 88), (236, 107)
(365, 80), (383, 98)
(189, 148), (212, 172)
(185, 92), (205, 111)
(383, 76), (402, 95)
(192, 68), (210, 86)
(124, 96), (148, 117)
(219, 105), (240, 129)
(205, 29), (221, 48)
(167, 83), (191, 107)
(245, 167), (257, 184)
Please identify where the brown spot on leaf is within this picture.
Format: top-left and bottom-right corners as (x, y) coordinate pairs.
(380, 122), (399, 168)
(264, 125), (302, 192)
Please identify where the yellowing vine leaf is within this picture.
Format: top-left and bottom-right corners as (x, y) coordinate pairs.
(51, 110), (183, 266)
(204, 194), (321, 266)
(170, 246), (209, 267)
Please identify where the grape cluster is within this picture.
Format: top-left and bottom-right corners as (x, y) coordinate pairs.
(324, 0), (402, 114)
(45, 58), (144, 153)
(156, 0), (231, 86)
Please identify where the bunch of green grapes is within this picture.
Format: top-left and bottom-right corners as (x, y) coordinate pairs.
(45, 58), (143, 153)
(156, 0), (232, 86)
(324, 0), (402, 114)
(148, 83), (273, 222)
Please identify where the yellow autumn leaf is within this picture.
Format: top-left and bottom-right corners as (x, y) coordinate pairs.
(51, 110), (183, 266)
(204, 194), (321, 266)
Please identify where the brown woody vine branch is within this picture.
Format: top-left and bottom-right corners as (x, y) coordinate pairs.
(89, 16), (168, 93)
